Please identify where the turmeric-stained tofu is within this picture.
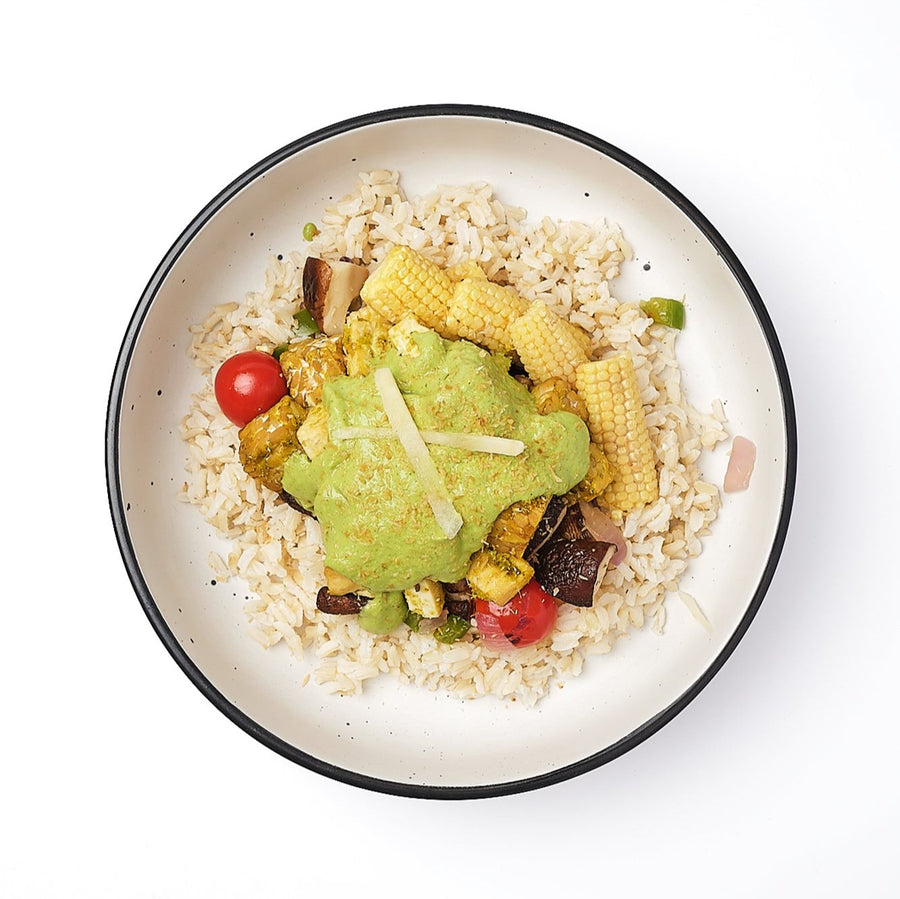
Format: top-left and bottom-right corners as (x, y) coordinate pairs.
(403, 579), (445, 619)
(341, 306), (392, 377)
(530, 376), (589, 422)
(465, 549), (534, 607)
(295, 404), (330, 460)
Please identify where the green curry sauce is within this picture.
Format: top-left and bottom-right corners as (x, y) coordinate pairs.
(282, 332), (589, 592)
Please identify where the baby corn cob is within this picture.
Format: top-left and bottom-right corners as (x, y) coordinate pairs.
(510, 300), (590, 385)
(575, 353), (659, 512)
(447, 277), (529, 355)
(445, 259), (487, 282)
(359, 245), (454, 333)
(569, 321), (594, 357)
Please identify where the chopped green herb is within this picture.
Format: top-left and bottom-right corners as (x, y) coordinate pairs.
(433, 614), (471, 644)
(640, 297), (685, 330)
(293, 307), (320, 337)
(303, 222), (319, 241)
(272, 343), (288, 360)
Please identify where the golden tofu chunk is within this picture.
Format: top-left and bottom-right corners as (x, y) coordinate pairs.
(324, 566), (364, 596)
(388, 313), (430, 357)
(340, 305), (392, 377)
(295, 404), (330, 459)
(404, 579), (445, 619)
(238, 395), (306, 492)
(465, 549), (534, 607)
(279, 334), (346, 408)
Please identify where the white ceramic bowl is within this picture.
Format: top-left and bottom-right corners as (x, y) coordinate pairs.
(106, 105), (796, 798)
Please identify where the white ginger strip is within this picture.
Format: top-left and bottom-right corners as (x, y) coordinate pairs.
(373, 367), (464, 539)
(331, 426), (524, 456)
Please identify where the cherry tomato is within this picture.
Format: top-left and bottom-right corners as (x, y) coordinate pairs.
(474, 580), (558, 650)
(214, 351), (287, 427)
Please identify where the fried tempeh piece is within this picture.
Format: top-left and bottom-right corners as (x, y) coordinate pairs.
(279, 334), (346, 408)
(238, 395), (306, 492)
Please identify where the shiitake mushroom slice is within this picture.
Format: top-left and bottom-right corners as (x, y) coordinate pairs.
(532, 538), (616, 607)
(302, 257), (368, 336)
(315, 586), (369, 615)
(524, 495), (569, 559)
(443, 578), (475, 619)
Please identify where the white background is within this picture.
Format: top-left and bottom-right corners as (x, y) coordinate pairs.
(3, 1), (897, 896)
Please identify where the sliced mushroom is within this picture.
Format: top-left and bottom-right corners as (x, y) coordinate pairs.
(302, 257), (369, 336)
(557, 503), (589, 541)
(279, 490), (313, 515)
(443, 579), (475, 619)
(524, 495), (569, 559)
(532, 538), (616, 607)
(315, 586), (369, 615)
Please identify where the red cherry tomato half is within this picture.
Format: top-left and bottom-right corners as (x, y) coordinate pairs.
(474, 580), (558, 650)
(214, 351), (287, 427)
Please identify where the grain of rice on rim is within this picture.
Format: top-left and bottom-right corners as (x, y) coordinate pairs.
(178, 171), (729, 707)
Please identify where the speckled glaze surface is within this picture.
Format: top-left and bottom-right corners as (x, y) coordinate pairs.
(106, 105), (795, 798)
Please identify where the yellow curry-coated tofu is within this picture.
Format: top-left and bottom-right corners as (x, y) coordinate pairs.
(279, 334), (346, 408)
(388, 313), (430, 357)
(465, 549), (534, 607)
(295, 404), (330, 459)
(238, 395), (306, 493)
(340, 306), (392, 377)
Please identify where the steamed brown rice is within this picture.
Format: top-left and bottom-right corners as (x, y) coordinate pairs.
(178, 171), (729, 706)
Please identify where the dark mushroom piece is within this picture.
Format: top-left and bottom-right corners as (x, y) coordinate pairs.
(532, 538), (616, 607)
(279, 490), (313, 515)
(524, 495), (569, 560)
(556, 503), (590, 541)
(443, 579), (475, 620)
(315, 586), (369, 616)
(302, 257), (369, 336)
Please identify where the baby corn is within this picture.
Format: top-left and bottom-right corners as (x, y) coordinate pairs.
(445, 259), (487, 282)
(359, 245), (454, 333)
(447, 277), (529, 355)
(575, 353), (659, 512)
(510, 301), (590, 385)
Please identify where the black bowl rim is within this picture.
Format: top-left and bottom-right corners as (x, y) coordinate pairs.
(105, 103), (797, 800)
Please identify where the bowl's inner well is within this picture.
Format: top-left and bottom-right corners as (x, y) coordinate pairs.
(116, 113), (788, 790)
